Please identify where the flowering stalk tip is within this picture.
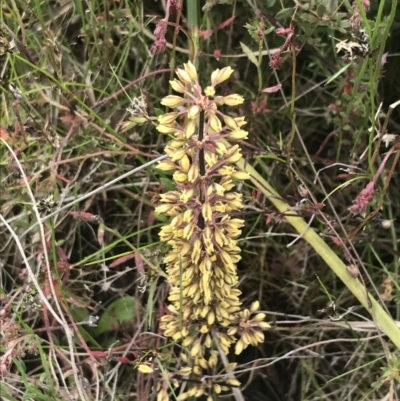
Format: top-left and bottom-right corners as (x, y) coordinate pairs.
(155, 61), (269, 399)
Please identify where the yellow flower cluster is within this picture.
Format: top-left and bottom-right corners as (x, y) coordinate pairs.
(155, 61), (270, 398)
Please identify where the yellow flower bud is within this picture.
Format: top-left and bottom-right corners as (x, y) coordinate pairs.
(214, 228), (226, 247)
(173, 171), (188, 183)
(188, 164), (199, 183)
(214, 384), (222, 394)
(234, 116), (247, 127)
(220, 250), (234, 270)
(227, 129), (248, 140)
(158, 112), (179, 125)
(205, 152), (218, 167)
(235, 339), (244, 355)
(161, 95), (184, 108)
(128, 116), (147, 124)
(250, 300), (260, 313)
(213, 67), (233, 86)
(212, 66), (234, 86)
(182, 336), (194, 347)
(192, 365), (202, 376)
(169, 139), (186, 149)
(191, 239), (201, 264)
(225, 149), (242, 163)
(160, 192), (179, 202)
(223, 115), (239, 130)
(226, 378), (241, 387)
(215, 142), (227, 155)
(190, 340), (201, 357)
(205, 334), (212, 348)
(222, 94), (244, 106)
(259, 321), (272, 330)
(218, 166), (234, 176)
(188, 105), (201, 119)
(202, 202), (213, 221)
(232, 171), (250, 180)
(208, 353), (218, 369)
(212, 183), (225, 196)
(227, 198), (243, 211)
(225, 362), (238, 372)
(183, 60), (198, 81)
(138, 364), (153, 373)
(183, 222), (195, 239)
(209, 114), (222, 132)
(172, 331), (183, 341)
(207, 310), (215, 325)
(224, 144), (239, 158)
(180, 242), (192, 256)
(253, 330), (265, 343)
(254, 312), (266, 321)
(185, 120), (196, 138)
(156, 160), (176, 171)
(178, 367), (192, 377)
(154, 204), (174, 214)
(169, 79), (185, 93)
(156, 123), (177, 134)
(171, 148), (187, 161)
(183, 208), (193, 220)
(170, 213), (183, 227)
(176, 68), (193, 86)
(179, 154), (190, 172)
(210, 69), (220, 86)
(227, 327), (237, 336)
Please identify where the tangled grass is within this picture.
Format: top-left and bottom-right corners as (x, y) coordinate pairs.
(1, 1), (400, 400)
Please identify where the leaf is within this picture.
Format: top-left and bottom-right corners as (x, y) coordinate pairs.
(300, 13), (319, 23)
(109, 252), (136, 268)
(262, 84), (282, 93)
(322, 0), (338, 15)
(325, 63), (351, 85)
(70, 307), (102, 348)
(316, 4), (327, 18)
(95, 297), (139, 335)
(154, 108), (164, 117)
(239, 42), (258, 66)
(276, 8), (295, 21)
(202, 0), (229, 11)
(159, 176), (175, 191)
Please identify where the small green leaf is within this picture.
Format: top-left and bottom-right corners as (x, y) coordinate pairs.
(316, 4), (327, 18)
(300, 13), (319, 23)
(239, 42), (258, 66)
(323, 0), (338, 15)
(95, 296), (139, 335)
(325, 63), (351, 85)
(160, 176), (175, 191)
(276, 7), (295, 20)
(70, 307), (102, 348)
(264, 26), (276, 36)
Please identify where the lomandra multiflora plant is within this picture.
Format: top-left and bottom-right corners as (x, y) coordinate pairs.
(153, 61), (270, 400)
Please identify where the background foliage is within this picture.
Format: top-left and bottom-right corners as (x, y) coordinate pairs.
(1, 0), (400, 400)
